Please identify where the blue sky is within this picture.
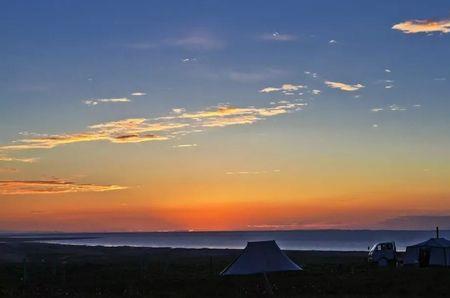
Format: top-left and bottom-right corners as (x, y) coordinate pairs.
(0, 0), (449, 231)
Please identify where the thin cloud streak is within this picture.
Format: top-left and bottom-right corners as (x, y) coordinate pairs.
(84, 98), (131, 106)
(371, 104), (410, 112)
(127, 31), (224, 51)
(260, 32), (297, 41)
(172, 144), (198, 148)
(1, 102), (306, 151)
(167, 32), (224, 50)
(259, 84), (306, 93)
(392, 19), (450, 34)
(325, 81), (365, 91)
(0, 156), (38, 163)
(0, 180), (127, 195)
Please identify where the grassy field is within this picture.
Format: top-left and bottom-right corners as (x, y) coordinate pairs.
(1, 242), (450, 297)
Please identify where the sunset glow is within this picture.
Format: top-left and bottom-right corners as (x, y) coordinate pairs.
(1, 1), (449, 232)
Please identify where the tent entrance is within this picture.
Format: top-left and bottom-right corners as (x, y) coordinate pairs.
(419, 248), (430, 267)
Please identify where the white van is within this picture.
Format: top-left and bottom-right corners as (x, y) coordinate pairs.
(368, 242), (397, 266)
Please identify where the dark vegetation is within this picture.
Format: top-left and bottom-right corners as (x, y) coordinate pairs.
(1, 242), (450, 297)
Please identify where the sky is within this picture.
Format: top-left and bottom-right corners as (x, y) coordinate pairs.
(1, 0), (449, 232)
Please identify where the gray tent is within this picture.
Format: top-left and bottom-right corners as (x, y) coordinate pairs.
(221, 240), (302, 275)
(404, 237), (450, 267)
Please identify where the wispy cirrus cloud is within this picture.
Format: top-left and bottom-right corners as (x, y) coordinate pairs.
(168, 32), (224, 50)
(260, 32), (297, 41)
(0, 119), (183, 150)
(0, 156), (38, 163)
(0, 180), (127, 195)
(177, 103), (305, 123)
(181, 57), (197, 63)
(259, 83), (306, 93)
(304, 71), (319, 79)
(172, 144), (198, 148)
(226, 169), (281, 175)
(172, 108), (186, 114)
(371, 104), (410, 112)
(127, 31), (224, 51)
(1, 102), (306, 151)
(388, 104), (407, 111)
(325, 81), (365, 91)
(131, 92), (146, 96)
(392, 19), (450, 34)
(84, 97), (131, 106)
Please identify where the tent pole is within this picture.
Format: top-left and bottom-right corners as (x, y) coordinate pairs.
(262, 272), (274, 296)
(445, 247), (448, 266)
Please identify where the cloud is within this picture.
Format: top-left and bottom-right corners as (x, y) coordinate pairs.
(131, 92), (146, 96)
(168, 32), (224, 50)
(325, 81), (365, 91)
(128, 31), (224, 51)
(371, 104), (408, 112)
(392, 19), (450, 34)
(172, 144), (197, 148)
(181, 57), (197, 63)
(1, 119), (183, 150)
(304, 71), (319, 79)
(172, 108), (186, 114)
(0, 156), (38, 163)
(177, 103), (306, 126)
(311, 89), (321, 95)
(0, 180), (127, 195)
(226, 169), (281, 175)
(1, 102), (306, 151)
(84, 97), (131, 106)
(226, 171), (262, 175)
(261, 32), (297, 41)
(371, 108), (383, 112)
(389, 104), (407, 111)
(259, 83), (306, 93)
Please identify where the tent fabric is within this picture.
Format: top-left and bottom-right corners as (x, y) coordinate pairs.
(220, 240), (302, 275)
(404, 238), (450, 266)
(407, 237), (450, 248)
